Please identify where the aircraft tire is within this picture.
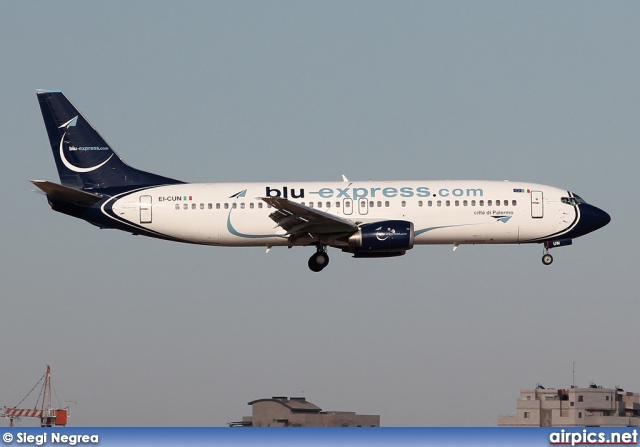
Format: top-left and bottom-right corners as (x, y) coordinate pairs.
(542, 254), (553, 266)
(308, 252), (329, 272)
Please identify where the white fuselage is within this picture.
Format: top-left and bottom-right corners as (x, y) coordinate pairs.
(35, 90), (610, 270)
(105, 180), (575, 247)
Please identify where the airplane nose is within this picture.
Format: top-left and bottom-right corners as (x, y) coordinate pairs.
(579, 204), (611, 234)
(562, 203), (610, 240)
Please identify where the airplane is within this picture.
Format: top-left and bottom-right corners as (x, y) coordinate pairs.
(32, 90), (611, 272)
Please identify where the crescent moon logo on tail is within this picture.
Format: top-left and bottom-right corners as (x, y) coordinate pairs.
(57, 115), (114, 173)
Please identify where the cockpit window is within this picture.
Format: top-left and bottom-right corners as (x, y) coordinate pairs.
(572, 194), (586, 204)
(562, 195), (586, 206)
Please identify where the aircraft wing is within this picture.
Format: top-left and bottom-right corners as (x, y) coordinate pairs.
(261, 197), (358, 236)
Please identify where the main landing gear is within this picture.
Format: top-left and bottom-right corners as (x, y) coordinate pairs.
(308, 245), (329, 272)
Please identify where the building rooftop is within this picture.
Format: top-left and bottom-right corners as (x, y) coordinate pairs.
(500, 383), (640, 427)
(232, 396), (380, 427)
(247, 396), (322, 413)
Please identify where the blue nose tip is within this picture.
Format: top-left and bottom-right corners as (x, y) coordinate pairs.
(563, 204), (610, 239)
(580, 204), (611, 235)
(588, 205), (611, 229)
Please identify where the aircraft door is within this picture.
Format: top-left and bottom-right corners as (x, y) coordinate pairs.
(531, 191), (543, 218)
(140, 195), (152, 223)
(343, 198), (353, 215)
(358, 199), (369, 215)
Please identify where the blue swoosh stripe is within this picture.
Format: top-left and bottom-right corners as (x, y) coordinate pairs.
(226, 210), (286, 239)
(414, 223), (477, 236)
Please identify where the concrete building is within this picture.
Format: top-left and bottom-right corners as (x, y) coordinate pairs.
(231, 396), (380, 427)
(499, 384), (640, 427)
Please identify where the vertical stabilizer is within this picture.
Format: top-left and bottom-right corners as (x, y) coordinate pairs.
(37, 90), (182, 190)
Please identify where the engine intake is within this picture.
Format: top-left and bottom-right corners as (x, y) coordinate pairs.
(349, 220), (414, 252)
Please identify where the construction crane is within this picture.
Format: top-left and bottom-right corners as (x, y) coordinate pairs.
(1, 365), (69, 427)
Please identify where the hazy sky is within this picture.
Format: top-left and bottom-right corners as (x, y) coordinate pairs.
(1, 1), (638, 427)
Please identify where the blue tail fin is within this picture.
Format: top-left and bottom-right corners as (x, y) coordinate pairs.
(37, 90), (183, 190)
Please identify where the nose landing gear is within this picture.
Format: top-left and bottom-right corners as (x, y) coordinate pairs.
(541, 239), (572, 266)
(308, 245), (329, 272)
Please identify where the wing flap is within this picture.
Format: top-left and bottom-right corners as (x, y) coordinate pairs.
(261, 197), (358, 235)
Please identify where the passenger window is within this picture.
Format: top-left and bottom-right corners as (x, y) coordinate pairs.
(437, 200), (442, 207)
(232, 203), (237, 209)
(258, 203), (263, 209)
(428, 201), (432, 207)
(463, 200), (468, 206)
(240, 203), (245, 209)
(317, 202), (322, 208)
(369, 201), (374, 207)
(471, 200), (476, 206)
(512, 200), (517, 206)
(455, 200), (459, 206)
(378, 201), (382, 207)
(216, 203), (220, 209)
(224, 203), (229, 209)
(496, 200), (500, 206)
(479, 200), (484, 206)
(488, 200), (492, 206)
(175, 204), (180, 210)
(208, 203), (212, 209)
(183, 204), (188, 210)
(446, 200), (450, 206)
(418, 200), (423, 207)
(385, 201), (390, 207)
(344, 202), (349, 208)
(309, 202), (314, 208)
(250, 203), (254, 209)
(192, 203), (196, 209)
(336, 202), (341, 208)
(327, 202), (332, 208)
(200, 203), (204, 209)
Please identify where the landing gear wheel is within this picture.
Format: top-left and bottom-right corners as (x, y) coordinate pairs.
(542, 253), (553, 266)
(308, 251), (329, 272)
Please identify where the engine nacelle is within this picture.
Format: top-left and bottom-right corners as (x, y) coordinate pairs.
(348, 220), (414, 252)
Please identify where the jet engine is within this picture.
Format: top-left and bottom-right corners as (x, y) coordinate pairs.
(348, 220), (414, 256)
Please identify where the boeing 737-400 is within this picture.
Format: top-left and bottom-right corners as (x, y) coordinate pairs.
(32, 90), (611, 272)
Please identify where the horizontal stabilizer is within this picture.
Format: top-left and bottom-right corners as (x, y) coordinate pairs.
(31, 180), (104, 206)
